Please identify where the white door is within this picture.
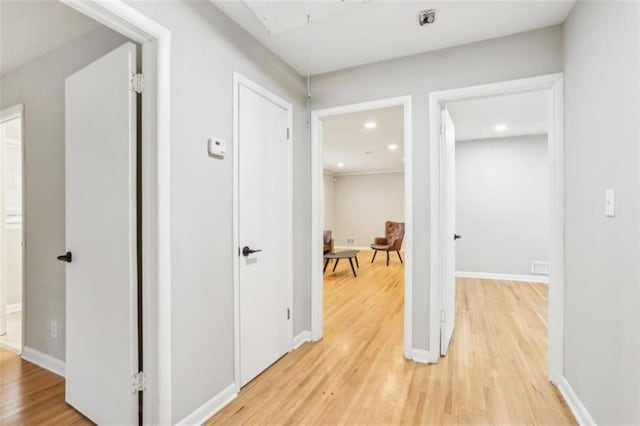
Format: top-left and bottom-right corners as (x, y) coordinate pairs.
(440, 108), (457, 356)
(64, 42), (138, 425)
(238, 84), (291, 387)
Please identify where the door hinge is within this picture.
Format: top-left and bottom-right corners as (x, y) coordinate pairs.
(130, 73), (144, 94)
(286, 128), (290, 140)
(287, 308), (291, 320)
(132, 371), (146, 394)
(440, 310), (446, 323)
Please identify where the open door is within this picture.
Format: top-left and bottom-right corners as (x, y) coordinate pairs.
(63, 42), (139, 425)
(440, 108), (457, 356)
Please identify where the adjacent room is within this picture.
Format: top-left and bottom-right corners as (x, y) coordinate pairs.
(449, 91), (550, 284)
(436, 91), (554, 403)
(320, 105), (405, 345)
(323, 106), (405, 262)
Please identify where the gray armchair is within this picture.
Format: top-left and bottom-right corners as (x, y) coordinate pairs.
(323, 230), (334, 254)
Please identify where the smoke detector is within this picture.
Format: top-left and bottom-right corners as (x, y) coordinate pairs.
(419, 9), (436, 26)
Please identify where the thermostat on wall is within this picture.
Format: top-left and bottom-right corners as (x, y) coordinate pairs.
(208, 138), (226, 158)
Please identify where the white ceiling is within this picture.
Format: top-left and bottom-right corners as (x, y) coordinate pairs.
(446, 90), (548, 142)
(0, 1), (102, 76)
(213, 1), (575, 75)
(323, 106), (403, 175)
(323, 92), (546, 175)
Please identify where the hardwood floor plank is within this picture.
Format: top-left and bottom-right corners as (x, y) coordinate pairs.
(207, 250), (576, 425)
(0, 351), (92, 425)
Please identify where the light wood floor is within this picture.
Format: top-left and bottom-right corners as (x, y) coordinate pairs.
(0, 349), (91, 425)
(208, 250), (575, 425)
(0, 250), (574, 425)
(0, 312), (22, 353)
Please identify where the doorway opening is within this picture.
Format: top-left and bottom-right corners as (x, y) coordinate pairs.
(0, 0), (171, 423)
(0, 105), (24, 354)
(321, 105), (405, 341)
(311, 96), (417, 359)
(429, 74), (564, 383)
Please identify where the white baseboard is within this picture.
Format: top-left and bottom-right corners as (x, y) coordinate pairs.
(456, 271), (549, 284)
(292, 330), (311, 350)
(7, 303), (22, 314)
(556, 376), (596, 426)
(21, 346), (65, 377)
(334, 245), (371, 251)
(334, 245), (406, 253)
(176, 382), (237, 426)
(410, 349), (432, 364)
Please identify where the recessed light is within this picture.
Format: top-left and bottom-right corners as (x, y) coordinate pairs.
(364, 121), (377, 129)
(494, 123), (507, 132)
(337, 162), (344, 168)
(388, 144), (399, 151)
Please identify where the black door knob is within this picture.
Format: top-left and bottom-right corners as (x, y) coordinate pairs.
(454, 234), (462, 241)
(57, 251), (73, 263)
(242, 246), (263, 257)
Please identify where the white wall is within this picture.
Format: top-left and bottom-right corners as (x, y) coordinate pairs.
(0, 26), (131, 361)
(323, 173), (335, 231)
(563, 2), (639, 424)
(329, 173), (404, 248)
(456, 135), (549, 276)
(125, 1), (308, 421)
(312, 25), (564, 351)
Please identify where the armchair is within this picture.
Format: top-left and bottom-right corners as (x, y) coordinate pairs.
(323, 230), (334, 254)
(371, 221), (405, 266)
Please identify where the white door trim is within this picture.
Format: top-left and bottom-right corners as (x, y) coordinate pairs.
(428, 73), (564, 383)
(58, 1), (171, 423)
(232, 72), (294, 394)
(0, 104), (24, 344)
(310, 96), (414, 360)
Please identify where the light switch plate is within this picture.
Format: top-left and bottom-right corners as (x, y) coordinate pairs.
(605, 188), (615, 217)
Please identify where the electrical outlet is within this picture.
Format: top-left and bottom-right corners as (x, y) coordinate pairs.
(531, 261), (549, 275)
(347, 238), (355, 245)
(50, 320), (58, 338)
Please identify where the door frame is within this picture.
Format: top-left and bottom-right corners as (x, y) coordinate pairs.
(310, 96), (415, 360)
(232, 72), (294, 394)
(59, 1), (171, 423)
(0, 104), (25, 352)
(428, 73), (564, 383)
